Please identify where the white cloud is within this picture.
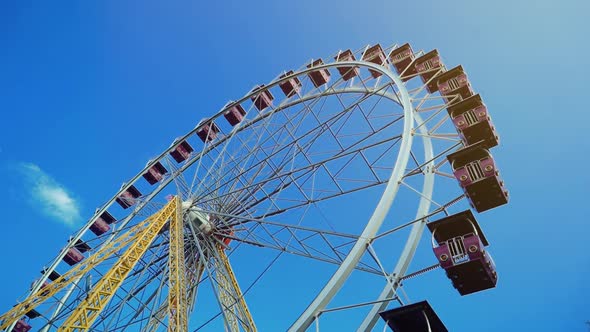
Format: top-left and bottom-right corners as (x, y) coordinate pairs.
(19, 162), (82, 226)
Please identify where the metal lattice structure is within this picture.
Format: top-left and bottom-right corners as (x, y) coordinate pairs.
(1, 42), (508, 332)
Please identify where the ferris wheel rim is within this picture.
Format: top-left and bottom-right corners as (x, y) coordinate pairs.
(22, 57), (423, 331)
(3, 40), (510, 332)
(29, 59), (406, 294)
(356, 111), (436, 331)
(287, 62), (414, 331)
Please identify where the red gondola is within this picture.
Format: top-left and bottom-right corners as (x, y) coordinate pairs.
(447, 143), (509, 212)
(89, 216), (110, 236)
(436, 65), (474, 106)
(414, 49), (445, 93)
(142, 161), (168, 185)
(12, 320), (32, 332)
(40, 269), (61, 282)
(428, 210), (497, 295)
(278, 71), (302, 97)
(224, 102), (247, 126)
(334, 49), (359, 81)
(362, 44), (388, 78)
(170, 139), (194, 163)
(96, 210), (116, 224)
(307, 59), (331, 87)
(250, 85), (274, 110)
(447, 94), (499, 149)
(196, 121), (220, 143)
(389, 43), (416, 80)
(63, 247), (84, 266)
(116, 185), (141, 209)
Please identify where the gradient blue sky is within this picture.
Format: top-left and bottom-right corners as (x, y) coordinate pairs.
(1, 1), (589, 331)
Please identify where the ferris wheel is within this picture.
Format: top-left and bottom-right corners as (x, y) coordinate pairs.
(1, 42), (508, 332)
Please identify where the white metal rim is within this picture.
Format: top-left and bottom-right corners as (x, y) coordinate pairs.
(23, 59), (419, 332)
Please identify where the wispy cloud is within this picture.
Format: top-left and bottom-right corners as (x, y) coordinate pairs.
(19, 162), (81, 226)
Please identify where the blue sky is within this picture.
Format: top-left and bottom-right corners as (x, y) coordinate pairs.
(1, 0), (589, 331)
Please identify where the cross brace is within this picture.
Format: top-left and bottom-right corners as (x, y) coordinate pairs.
(215, 245), (257, 332)
(0, 200), (175, 331)
(168, 196), (187, 332)
(58, 197), (179, 331)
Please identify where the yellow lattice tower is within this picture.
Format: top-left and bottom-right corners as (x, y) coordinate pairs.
(58, 197), (180, 331)
(215, 244), (257, 332)
(143, 263), (204, 332)
(0, 197), (188, 332)
(167, 195), (187, 332)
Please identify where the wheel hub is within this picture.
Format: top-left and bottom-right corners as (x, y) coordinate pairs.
(182, 200), (214, 235)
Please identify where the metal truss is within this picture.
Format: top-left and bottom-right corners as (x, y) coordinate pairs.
(1, 43), (477, 332)
(0, 199), (178, 331)
(58, 198), (178, 331)
(213, 245), (256, 332)
(167, 196), (187, 332)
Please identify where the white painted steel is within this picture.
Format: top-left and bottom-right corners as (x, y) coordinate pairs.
(18, 58), (417, 331)
(357, 111), (436, 331)
(26, 60), (403, 311)
(288, 63), (414, 331)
